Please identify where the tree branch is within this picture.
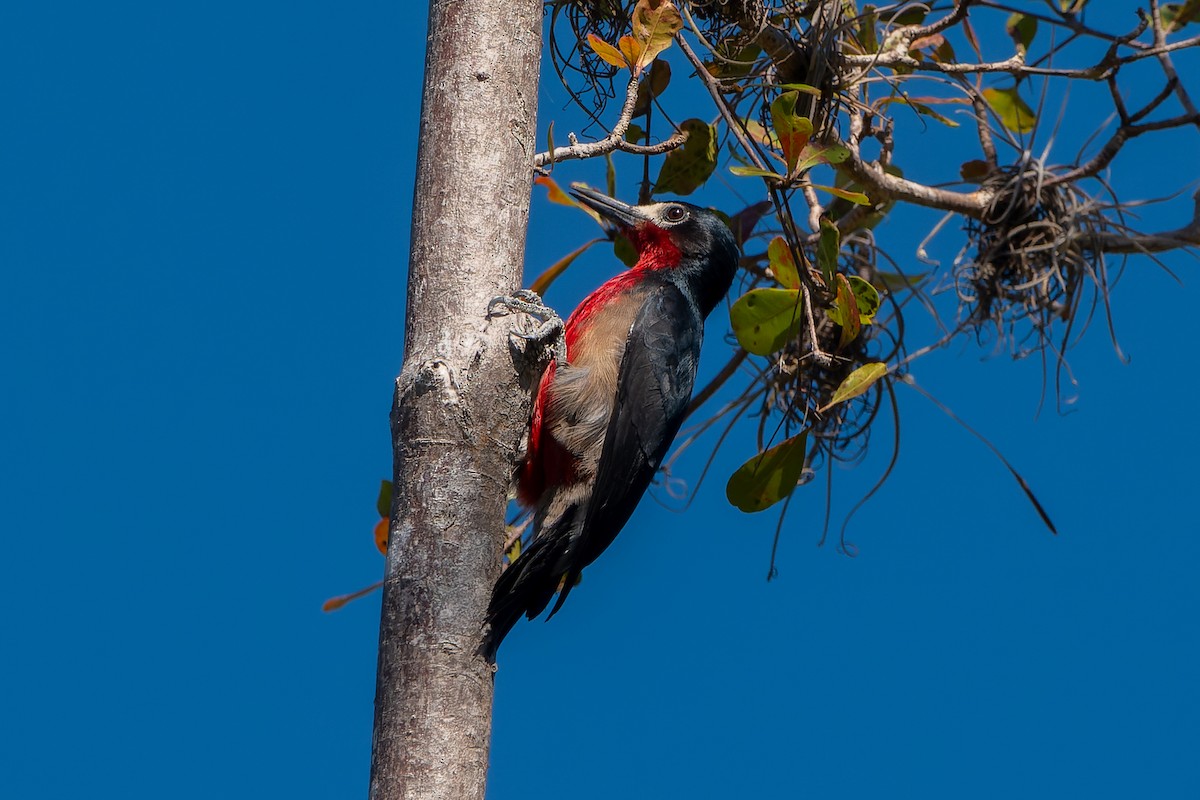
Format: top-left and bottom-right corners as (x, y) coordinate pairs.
(533, 74), (688, 167)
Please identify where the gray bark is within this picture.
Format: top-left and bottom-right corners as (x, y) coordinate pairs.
(368, 0), (543, 798)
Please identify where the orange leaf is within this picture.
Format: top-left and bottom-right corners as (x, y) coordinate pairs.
(373, 517), (389, 554)
(322, 580), (384, 612)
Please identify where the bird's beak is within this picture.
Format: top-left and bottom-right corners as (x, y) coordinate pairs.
(569, 184), (648, 229)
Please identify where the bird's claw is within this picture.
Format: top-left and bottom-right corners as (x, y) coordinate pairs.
(488, 289), (566, 365)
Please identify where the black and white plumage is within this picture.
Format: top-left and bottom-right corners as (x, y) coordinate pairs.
(482, 185), (739, 660)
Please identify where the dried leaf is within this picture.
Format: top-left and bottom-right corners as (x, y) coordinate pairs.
(767, 236), (801, 290)
(960, 159), (991, 183)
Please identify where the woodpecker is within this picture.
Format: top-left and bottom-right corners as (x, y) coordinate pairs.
(482, 184), (739, 659)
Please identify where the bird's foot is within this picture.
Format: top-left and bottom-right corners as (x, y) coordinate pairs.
(488, 289), (566, 365)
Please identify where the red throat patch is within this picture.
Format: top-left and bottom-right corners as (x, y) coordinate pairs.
(630, 223), (681, 271)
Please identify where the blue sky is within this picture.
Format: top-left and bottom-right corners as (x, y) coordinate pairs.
(2, 3), (1198, 798)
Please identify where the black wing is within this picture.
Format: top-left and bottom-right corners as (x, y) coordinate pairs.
(548, 281), (701, 616)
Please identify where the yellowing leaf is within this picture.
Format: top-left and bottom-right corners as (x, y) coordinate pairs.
(794, 142), (852, 174)
(819, 363), (889, 412)
(726, 431), (809, 513)
(730, 165), (783, 181)
(770, 91), (813, 176)
(653, 119), (717, 196)
(729, 288), (804, 356)
(587, 33), (629, 69)
(810, 183), (870, 205)
(767, 236), (801, 290)
(831, 273), (861, 348)
(631, 0), (683, 69)
(743, 119), (777, 148)
(539, 177), (605, 226)
(619, 35), (644, 70)
(984, 86), (1036, 134)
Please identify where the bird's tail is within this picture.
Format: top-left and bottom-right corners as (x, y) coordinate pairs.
(480, 507), (577, 661)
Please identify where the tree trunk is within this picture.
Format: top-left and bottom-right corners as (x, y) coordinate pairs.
(368, 1), (542, 798)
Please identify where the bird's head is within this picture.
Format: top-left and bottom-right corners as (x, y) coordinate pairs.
(569, 184), (739, 316)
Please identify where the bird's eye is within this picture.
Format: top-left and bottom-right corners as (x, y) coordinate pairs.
(663, 205), (688, 223)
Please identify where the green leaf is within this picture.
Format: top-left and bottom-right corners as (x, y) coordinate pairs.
(376, 479), (393, 519)
(729, 288), (804, 356)
(1005, 13), (1037, 53)
(777, 82), (822, 95)
(847, 275), (881, 322)
(725, 431), (809, 513)
(875, 270), (928, 292)
(881, 7), (926, 25)
(653, 118), (717, 196)
(879, 96), (961, 127)
(794, 142), (852, 174)
(624, 124), (645, 144)
(614, 234), (638, 267)
(770, 91), (813, 176)
(730, 165), (783, 181)
(767, 236), (801, 290)
(857, 6), (878, 54)
(1162, 1), (1200, 31)
(587, 33), (629, 69)
(706, 42), (761, 78)
(819, 363), (889, 412)
(817, 219), (840, 288)
(983, 86), (1036, 134)
(632, 59), (671, 116)
(1058, 0), (1087, 13)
